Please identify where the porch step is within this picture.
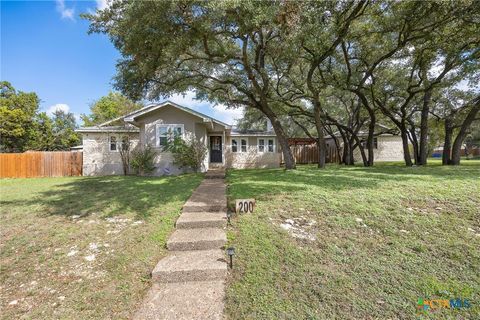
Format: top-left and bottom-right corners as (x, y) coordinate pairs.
(205, 169), (226, 179)
(176, 212), (227, 229)
(152, 249), (227, 283)
(183, 204), (228, 212)
(167, 228), (227, 251)
(208, 163), (225, 169)
(133, 281), (225, 320)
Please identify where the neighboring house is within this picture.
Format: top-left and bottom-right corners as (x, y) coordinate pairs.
(347, 135), (404, 162)
(288, 135), (404, 164)
(76, 101), (281, 176)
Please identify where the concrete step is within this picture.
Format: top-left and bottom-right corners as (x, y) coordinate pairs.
(133, 280), (225, 320)
(152, 249), (227, 283)
(176, 212), (226, 229)
(182, 197), (227, 212)
(205, 169), (226, 179)
(183, 204), (228, 212)
(167, 228), (226, 251)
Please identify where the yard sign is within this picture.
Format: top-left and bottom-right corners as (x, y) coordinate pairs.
(235, 199), (255, 214)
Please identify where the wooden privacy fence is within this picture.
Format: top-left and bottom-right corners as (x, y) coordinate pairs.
(0, 151), (83, 178)
(282, 138), (340, 164)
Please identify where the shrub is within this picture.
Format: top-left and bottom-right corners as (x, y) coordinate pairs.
(130, 145), (157, 175)
(166, 137), (207, 173)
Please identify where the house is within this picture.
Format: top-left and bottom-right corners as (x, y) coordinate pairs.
(76, 101), (281, 176)
(77, 101), (405, 176)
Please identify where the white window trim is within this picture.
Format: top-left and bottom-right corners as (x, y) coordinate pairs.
(109, 136), (118, 152)
(240, 138), (248, 153)
(257, 138), (265, 153)
(155, 124), (185, 149)
(267, 138), (275, 153)
(258, 137), (275, 153)
(231, 138), (239, 153)
(109, 135), (130, 152)
(232, 138), (248, 153)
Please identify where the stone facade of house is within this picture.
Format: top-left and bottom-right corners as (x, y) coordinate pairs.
(82, 132), (140, 176)
(353, 135), (404, 162)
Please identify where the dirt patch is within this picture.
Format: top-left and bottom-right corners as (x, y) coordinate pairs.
(272, 216), (317, 241)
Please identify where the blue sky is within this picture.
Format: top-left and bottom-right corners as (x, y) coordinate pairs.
(1, 0), (242, 125)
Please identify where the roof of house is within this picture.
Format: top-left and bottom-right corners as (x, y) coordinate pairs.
(230, 128), (276, 136)
(77, 101), (232, 133)
(76, 126), (140, 133)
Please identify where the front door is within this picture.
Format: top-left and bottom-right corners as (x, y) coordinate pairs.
(210, 136), (222, 163)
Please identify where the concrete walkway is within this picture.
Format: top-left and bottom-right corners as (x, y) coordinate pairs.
(134, 169), (227, 320)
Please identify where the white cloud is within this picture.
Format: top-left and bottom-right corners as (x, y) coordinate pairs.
(212, 104), (244, 125)
(96, 0), (110, 10)
(47, 103), (70, 116)
(56, 0), (75, 21)
(166, 91), (244, 125)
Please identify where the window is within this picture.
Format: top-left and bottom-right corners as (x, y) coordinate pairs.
(241, 139), (247, 152)
(109, 136), (117, 151)
(268, 139), (274, 152)
(258, 139), (265, 152)
(232, 138), (247, 152)
(258, 138), (274, 152)
(211, 136), (221, 151)
(156, 124), (184, 149)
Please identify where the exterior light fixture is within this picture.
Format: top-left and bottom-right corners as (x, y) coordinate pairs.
(226, 247), (235, 269)
(227, 212), (232, 225)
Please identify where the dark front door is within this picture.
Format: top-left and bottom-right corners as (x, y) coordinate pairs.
(210, 136), (222, 163)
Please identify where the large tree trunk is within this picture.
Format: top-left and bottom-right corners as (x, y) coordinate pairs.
(347, 137), (356, 165)
(408, 125), (420, 165)
(442, 117), (453, 165)
(258, 103), (296, 169)
(364, 107), (376, 166)
(272, 116), (296, 170)
(400, 123), (413, 166)
(339, 130), (349, 165)
(450, 103), (480, 165)
(330, 130), (342, 164)
(353, 137), (368, 166)
(419, 89), (432, 165)
(313, 105), (326, 168)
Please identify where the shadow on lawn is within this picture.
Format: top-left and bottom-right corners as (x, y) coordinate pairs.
(226, 163), (480, 198)
(3, 174), (203, 219)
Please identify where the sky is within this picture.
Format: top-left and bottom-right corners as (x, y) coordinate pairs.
(1, 0), (243, 125)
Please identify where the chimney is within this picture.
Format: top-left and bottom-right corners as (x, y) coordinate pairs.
(266, 119), (273, 132)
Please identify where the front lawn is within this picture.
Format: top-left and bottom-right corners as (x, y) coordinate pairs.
(0, 174), (203, 319)
(226, 162), (480, 319)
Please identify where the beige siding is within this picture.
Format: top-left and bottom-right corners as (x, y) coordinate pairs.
(353, 136), (404, 162)
(82, 132), (139, 176)
(225, 136), (281, 169)
(136, 105), (209, 175)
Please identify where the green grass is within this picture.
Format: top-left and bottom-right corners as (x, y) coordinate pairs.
(0, 174), (203, 319)
(225, 162), (480, 319)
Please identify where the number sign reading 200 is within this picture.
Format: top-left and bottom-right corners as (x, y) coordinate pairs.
(235, 199), (255, 214)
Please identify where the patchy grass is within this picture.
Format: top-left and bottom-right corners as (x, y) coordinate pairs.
(225, 162), (480, 319)
(0, 174), (203, 319)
